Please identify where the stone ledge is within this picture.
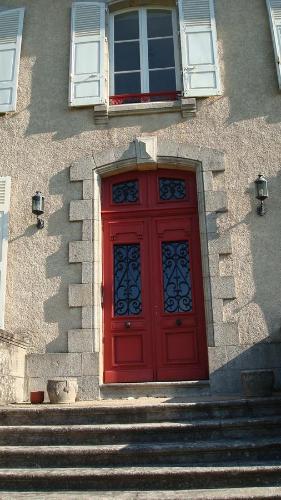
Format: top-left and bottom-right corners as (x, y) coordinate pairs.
(94, 98), (197, 123)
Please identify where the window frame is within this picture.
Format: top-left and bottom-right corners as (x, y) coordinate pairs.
(109, 6), (181, 98)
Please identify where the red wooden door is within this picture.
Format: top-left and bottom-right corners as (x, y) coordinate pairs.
(102, 170), (208, 383)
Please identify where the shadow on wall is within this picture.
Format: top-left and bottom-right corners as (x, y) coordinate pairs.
(217, 0), (281, 125)
(43, 168), (82, 352)
(236, 170), (281, 343)
(210, 338), (281, 394)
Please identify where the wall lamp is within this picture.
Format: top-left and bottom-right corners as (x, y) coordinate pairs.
(255, 174), (268, 216)
(32, 191), (45, 229)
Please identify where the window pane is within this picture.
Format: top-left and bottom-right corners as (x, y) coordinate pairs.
(114, 12), (139, 41)
(114, 42), (140, 72)
(147, 10), (173, 38)
(149, 69), (176, 92)
(114, 244), (142, 316)
(162, 241), (192, 313)
(159, 178), (186, 201)
(115, 72), (141, 94)
(113, 181), (139, 203)
(148, 38), (175, 69)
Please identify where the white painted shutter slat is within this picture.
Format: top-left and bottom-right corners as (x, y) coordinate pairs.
(0, 177), (11, 329)
(266, 0), (281, 88)
(69, 2), (106, 106)
(178, 0), (221, 97)
(0, 8), (24, 112)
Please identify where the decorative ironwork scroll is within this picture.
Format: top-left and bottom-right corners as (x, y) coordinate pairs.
(114, 244), (142, 316)
(162, 241), (192, 313)
(112, 180), (139, 204)
(159, 178), (186, 201)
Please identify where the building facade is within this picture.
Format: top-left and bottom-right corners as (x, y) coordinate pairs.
(1, 0), (281, 403)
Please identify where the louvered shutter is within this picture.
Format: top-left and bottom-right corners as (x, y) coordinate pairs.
(266, 0), (281, 88)
(0, 177), (11, 329)
(69, 2), (106, 106)
(0, 8), (24, 113)
(178, 0), (221, 97)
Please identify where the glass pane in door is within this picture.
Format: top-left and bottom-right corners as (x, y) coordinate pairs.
(114, 244), (142, 316)
(162, 240), (192, 313)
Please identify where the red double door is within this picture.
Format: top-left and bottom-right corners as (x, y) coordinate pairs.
(102, 169), (208, 383)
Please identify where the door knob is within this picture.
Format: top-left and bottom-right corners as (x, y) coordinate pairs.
(176, 319), (182, 326)
(125, 321), (131, 329)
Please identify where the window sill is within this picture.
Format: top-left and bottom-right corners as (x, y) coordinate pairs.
(93, 97), (196, 124)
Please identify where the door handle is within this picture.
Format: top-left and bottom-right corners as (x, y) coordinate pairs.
(125, 321), (131, 329)
(176, 319), (182, 326)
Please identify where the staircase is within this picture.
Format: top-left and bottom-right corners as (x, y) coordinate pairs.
(1, 397), (281, 498)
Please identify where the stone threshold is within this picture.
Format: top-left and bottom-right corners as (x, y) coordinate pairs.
(100, 380), (210, 399)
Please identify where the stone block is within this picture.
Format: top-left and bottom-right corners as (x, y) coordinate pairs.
(82, 262), (93, 283)
(68, 329), (94, 353)
(26, 353), (82, 378)
(83, 180), (93, 199)
(69, 241), (92, 263)
(78, 376), (100, 400)
(214, 322), (239, 347)
(70, 200), (92, 221)
(212, 299), (224, 324)
(210, 368), (240, 394)
(82, 220), (93, 241)
(176, 143), (201, 162)
(70, 158), (94, 181)
(93, 149), (117, 168)
(211, 276), (236, 299)
(69, 284), (92, 307)
(205, 213), (218, 234)
(203, 171), (214, 191)
(208, 346), (227, 372)
(204, 191), (228, 213)
(82, 306), (93, 329)
(207, 253), (219, 277)
(208, 233), (232, 256)
(82, 352), (99, 376)
(201, 151), (225, 172)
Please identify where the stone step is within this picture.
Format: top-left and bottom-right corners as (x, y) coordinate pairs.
(1, 438), (281, 467)
(2, 397), (281, 426)
(0, 465), (281, 491)
(1, 415), (281, 445)
(1, 487), (281, 499)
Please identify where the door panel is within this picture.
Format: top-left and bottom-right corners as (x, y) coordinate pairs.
(103, 218), (154, 382)
(102, 169), (209, 383)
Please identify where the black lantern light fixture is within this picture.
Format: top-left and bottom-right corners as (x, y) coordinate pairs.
(255, 174), (268, 216)
(32, 191), (45, 229)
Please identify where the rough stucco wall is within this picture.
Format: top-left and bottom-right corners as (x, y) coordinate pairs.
(1, 0), (281, 358)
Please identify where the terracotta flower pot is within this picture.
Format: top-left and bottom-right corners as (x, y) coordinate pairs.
(30, 391), (45, 404)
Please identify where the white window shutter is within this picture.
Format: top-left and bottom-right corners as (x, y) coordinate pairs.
(266, 0), (281, 88)
(178, 0), (221, 97)
(69, 2), (106, 106)
(0, 177), (11, 329)
(0, 8), (24, 113)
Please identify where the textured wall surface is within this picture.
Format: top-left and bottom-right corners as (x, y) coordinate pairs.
(1, 0), (281, 394)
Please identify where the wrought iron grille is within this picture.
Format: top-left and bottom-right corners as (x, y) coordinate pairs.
(159, 178), (186, 201)
(112, 180), (139, 204)
(114, 244), (142, 316)
(162, 240), (192, 313)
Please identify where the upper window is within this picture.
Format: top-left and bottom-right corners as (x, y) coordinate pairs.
(69, 1), (221, 109)
(110, 8), (180, 103)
